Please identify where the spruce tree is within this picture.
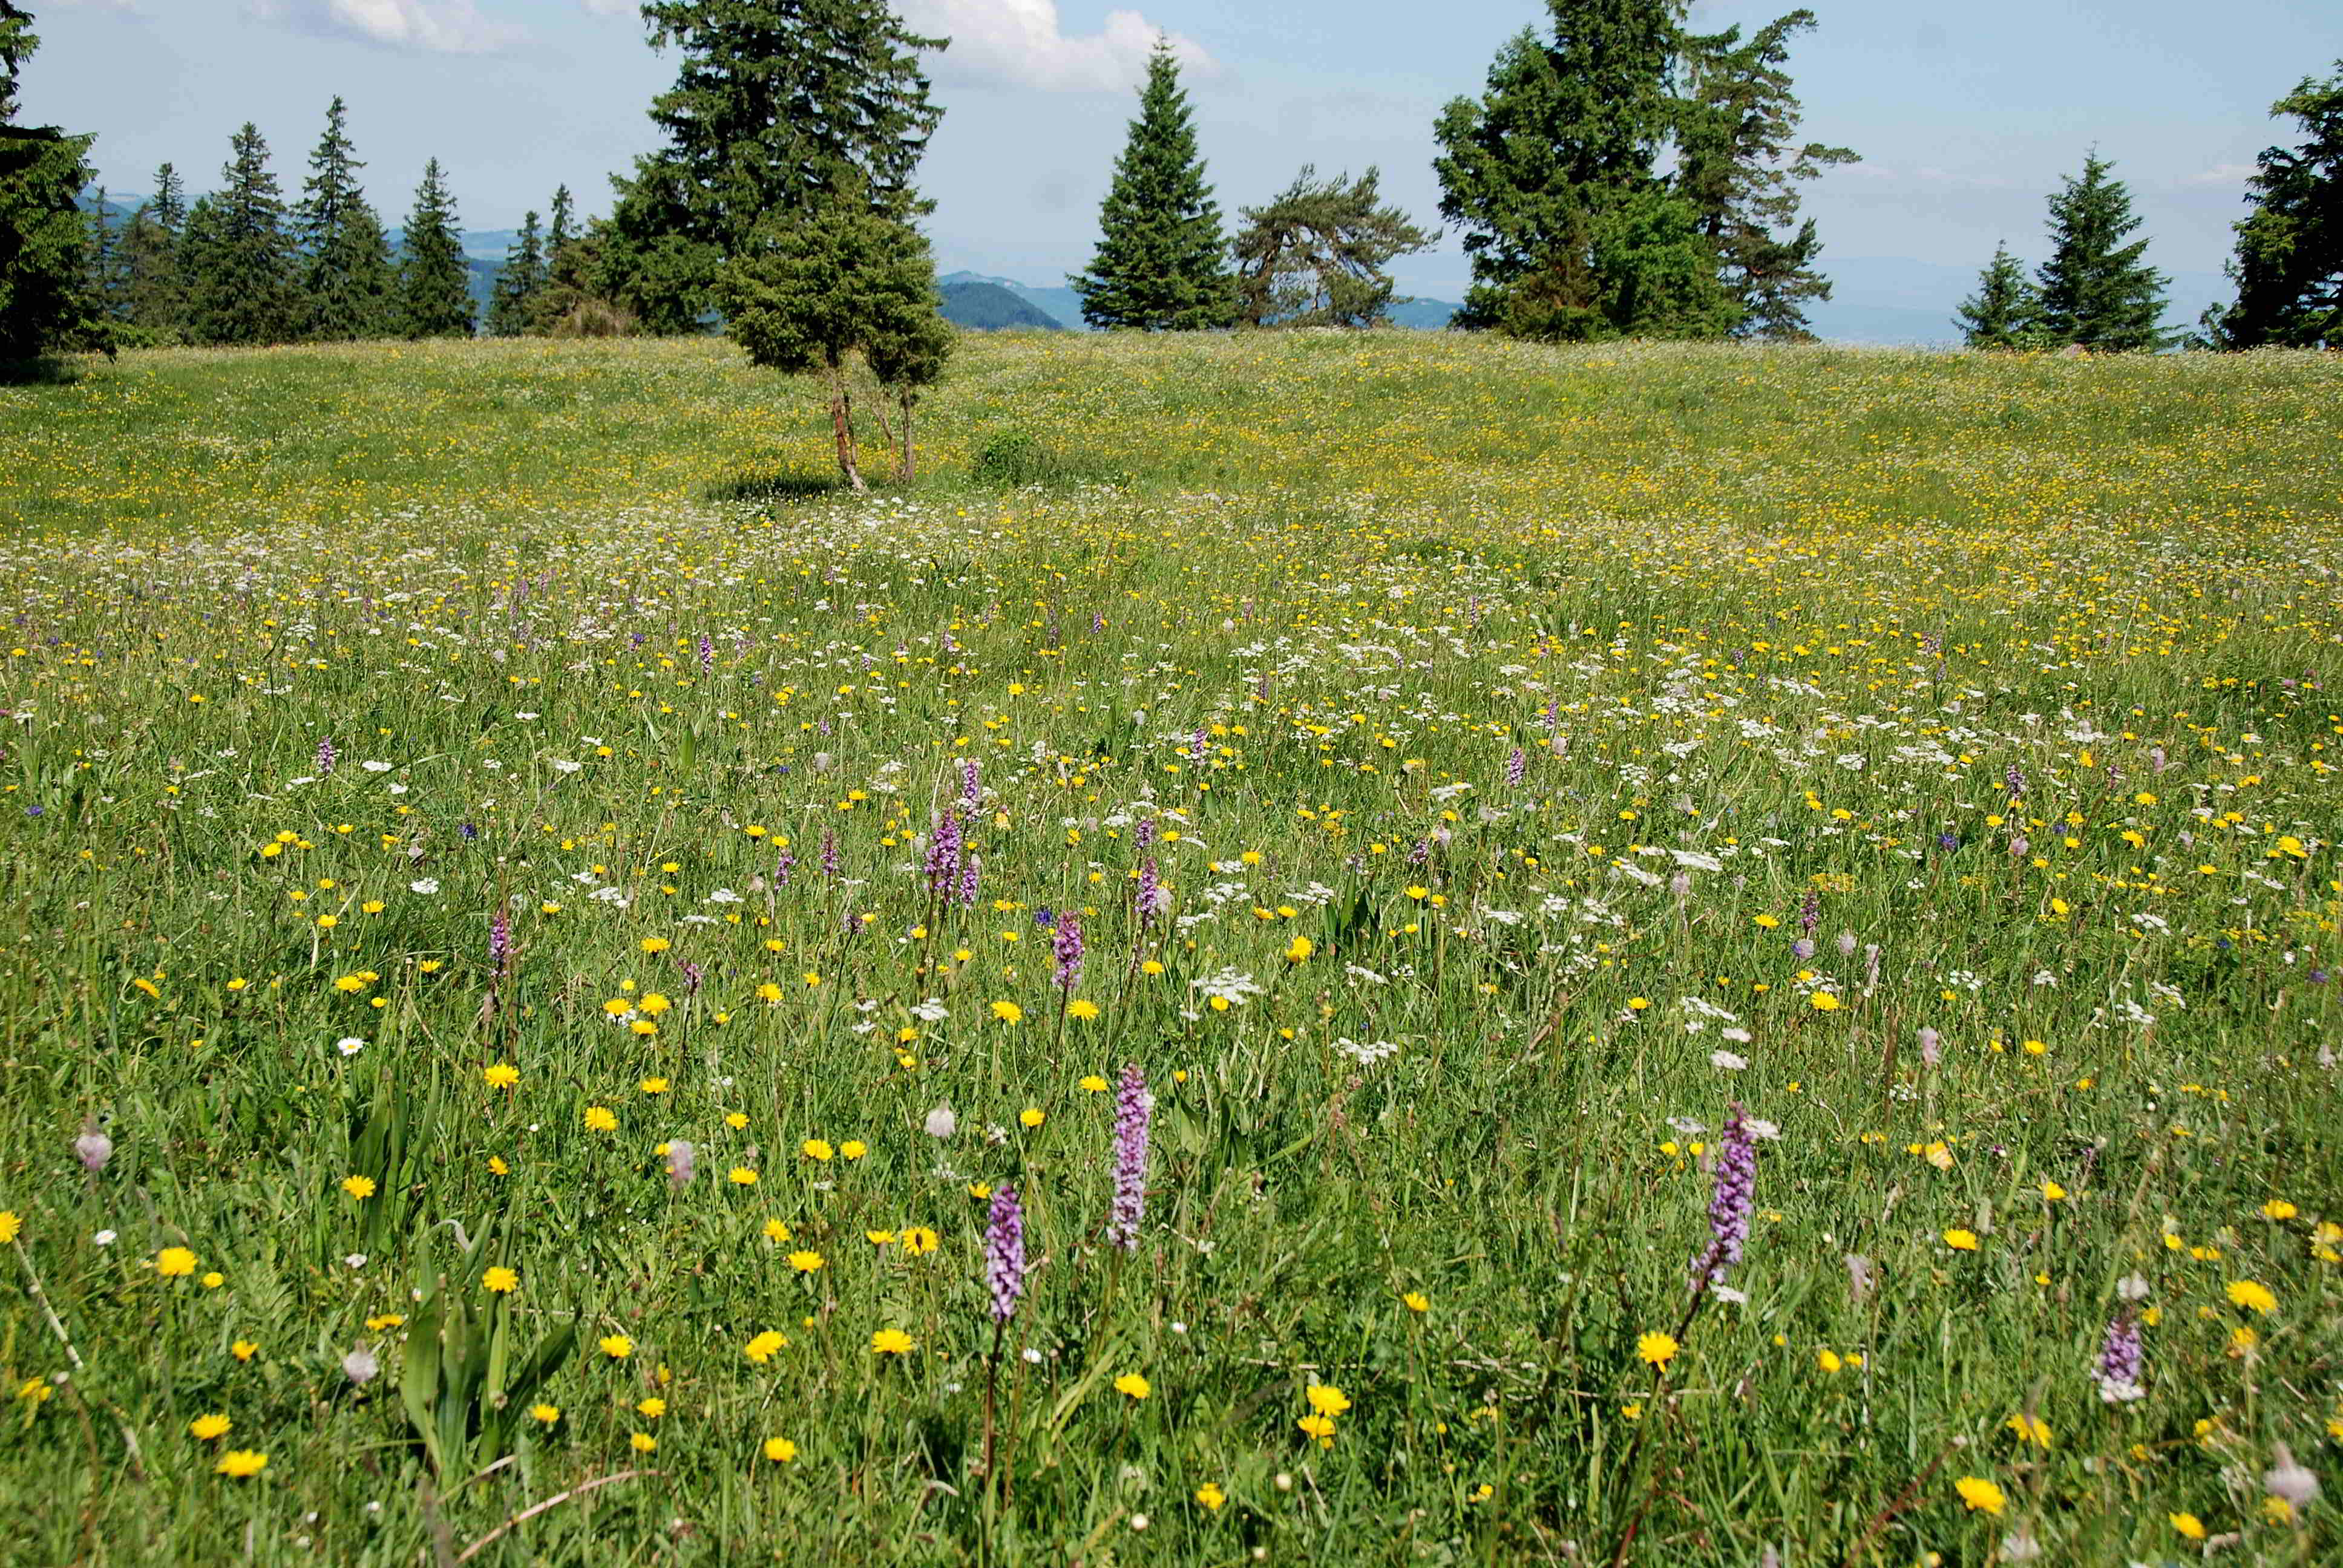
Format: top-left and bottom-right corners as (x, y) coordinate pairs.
(1070, 38), (1236, 330)
(2033, 152), (2169, 351)
(293, 96), (395, 340)
(712, 195), (951, 491)
(485, 210), (545, 337)
(1434, 0), (1734, 340)
(1955, 241), (2043, 348)
(1676, 10), (1857, 341)
(1231, 166), (1435, 328)
(395, 157), (474, 339)
(1, 0), (106, 361)
(119, 163), (186, 334)
(182, 122), (296, 346)
(605, 0), (945, 333)
(85, 186), (127, 325)
(2200, 62), (2343, 349)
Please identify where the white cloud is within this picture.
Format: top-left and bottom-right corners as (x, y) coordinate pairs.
(249, 0), (525, 54)
(576, 0), (635, 15)
(2186, 162), (2256, 188)
(897, 1), (1213, 94)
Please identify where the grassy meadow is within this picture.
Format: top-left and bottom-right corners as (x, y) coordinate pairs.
(0, 331), (2339, 1565)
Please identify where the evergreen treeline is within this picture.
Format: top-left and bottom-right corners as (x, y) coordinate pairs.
(16, 0), (2343, 362)
(72, 96), (599, 347)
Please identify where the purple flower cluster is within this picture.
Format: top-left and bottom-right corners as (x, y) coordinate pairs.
(985, 1186), (1026, 1322)
(961, 758), (981, 811)
(1693, 1103), (1758, 1291)
(1107, 1064), (1152, 1250)
(489, 907), (511, 972)
(1052, 913), (1084, 991)
(956, 852), (980, 909)
(820, 829), (840, 881)
(315, 736), (337, 775)
(925, 809), (963, 899)
(1135, 858), (1161, 930)
(2095, 1312), (2146, 1403)
(1506, 746), (1526, 787)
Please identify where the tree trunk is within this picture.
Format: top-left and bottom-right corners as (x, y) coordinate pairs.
(828, 364), (864, 493)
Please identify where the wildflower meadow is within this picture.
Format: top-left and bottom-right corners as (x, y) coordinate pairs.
(1, 330), (2339, 1564)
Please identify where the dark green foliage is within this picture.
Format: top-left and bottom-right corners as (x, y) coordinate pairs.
(1, 1), (105, 360)
(395, 157), (473, 339)
(605, 0), (945, 332)
(1232, 165), (1436, 328)
(485, 210), (545, 337)
(293, 97), (393, 341)
(1955, 241), (2046, 349)
(529, 183), (596, 333)
(1072, 38), (1234, 331)
(712, 201), (951, 490)
(2034, 152), (2170, 351)
(117, 163), (185, 333)
(181, 123), (296, 347)
(1434, 0), (1735, 341)
(84, 184), (126, 322)
(1676, 10), (1856, 341)
(937, 280), (1060, 331)
(2200, 62), (2343, 349)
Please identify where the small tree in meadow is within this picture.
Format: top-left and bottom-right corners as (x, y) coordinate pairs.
(713, 201), (952, 491)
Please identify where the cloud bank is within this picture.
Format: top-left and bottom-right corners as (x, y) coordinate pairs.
(897, 1), (1213, 94)
(250, 0), (525, 55)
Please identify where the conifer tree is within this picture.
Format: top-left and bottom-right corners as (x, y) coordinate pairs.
(84, 185), (126, 324)
(604, 0), (945, 333)
(712, 194), (951, 492)
(1675, 10), (1856, 341)
(1, 0), (106, 361)
(116, 163), (185, 333)
(395, 157), (474, 339)
(1071, 38), (1236, 330)
(1434, 0), (1734, 340)
(293, 96), (394, 340)
(2200, 62), (2343, 349)
(2033, 152), (2169, 351)
(181, 122), (296, 346)
(485, 210), (545, 337)
(1954, 241), (2043, 348)
(1231, 165), (1434, 328)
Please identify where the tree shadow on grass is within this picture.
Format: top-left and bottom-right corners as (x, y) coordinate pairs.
(0, 356), (86, 387)
(701, 469), (841, 505)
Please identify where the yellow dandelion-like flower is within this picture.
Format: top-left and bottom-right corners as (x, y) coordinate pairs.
(1955, 1476), (2005, 1515)
(1636, 1332), (1678, 1368)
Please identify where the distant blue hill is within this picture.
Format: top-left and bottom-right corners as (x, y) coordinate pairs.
(939, 280), (1061, 332)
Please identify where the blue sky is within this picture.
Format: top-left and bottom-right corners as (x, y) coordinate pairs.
(22, 0), (2343, 302)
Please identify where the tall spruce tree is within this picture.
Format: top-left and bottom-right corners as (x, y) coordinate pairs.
(182, 122), (296, 345)
(603, 0), (945, 333)
(712, 197), (951, 492)
(1434, 0), (1734, 341)
(1, 0), (106, 361)
(1954, 241), (2044, 348)
(2033, 152), (2169, 351)
(485, 210), (546, 336)
(1231, 165), (1435, 328)
(395, 157), (474, 339)
(84, 185), (127, 325)
(531, 183), (579, 330)
(118, 163), (185, 333)
(293, 96), (394, 340)
(1070, 38), (1236, 330)
(2199, 62), (2343, 349)
(1675, 10), (1856, 341)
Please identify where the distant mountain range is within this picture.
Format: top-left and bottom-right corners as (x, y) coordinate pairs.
(80, 191), (2231, 345)
(939, 279), (1060, 331)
